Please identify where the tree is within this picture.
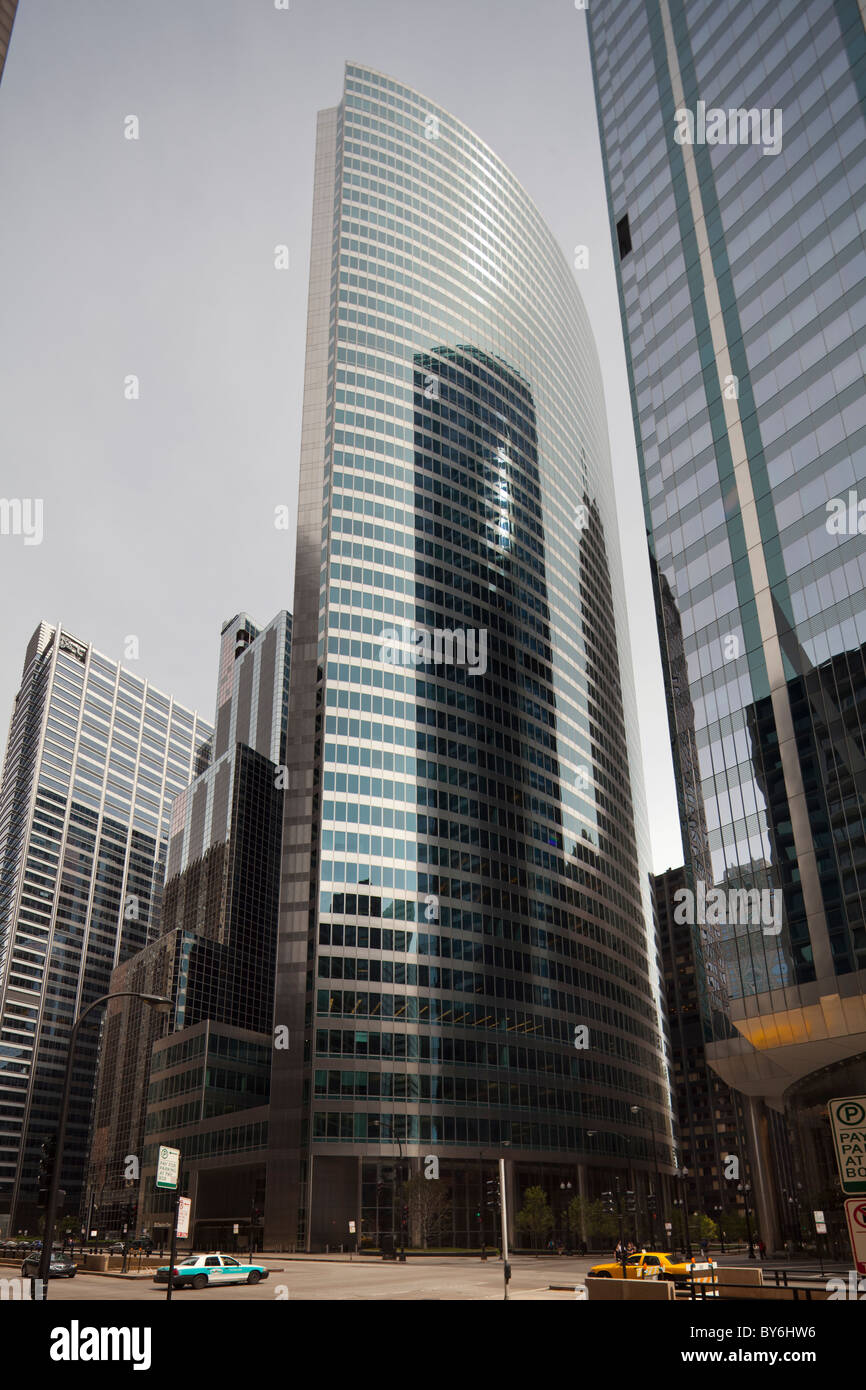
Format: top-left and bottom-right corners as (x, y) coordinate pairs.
(566, 1195), (618, 1246)
(516, 1186), (554, 1251)
(719, 1210), (747, 1241)
(687, 1212), (718, 1244)
(402, 1175), (451, 1250)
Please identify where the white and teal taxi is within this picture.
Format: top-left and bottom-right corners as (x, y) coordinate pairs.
(154, 1253), (269, 1289)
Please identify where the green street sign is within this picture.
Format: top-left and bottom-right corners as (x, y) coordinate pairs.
(156, 1145), (180, 1190)
(828, 1096), (866, 1195)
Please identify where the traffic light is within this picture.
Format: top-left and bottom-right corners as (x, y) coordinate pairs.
(625, 1190), (636, 1214)
(485, 1177), (500, 1210)
(601, 1190), (615, 1214)
(37, 1136), (56, 1208)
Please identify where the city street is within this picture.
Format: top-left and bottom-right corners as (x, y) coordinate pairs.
(16, 1254), (588, 1301)
(9, 1252), (846, 1302)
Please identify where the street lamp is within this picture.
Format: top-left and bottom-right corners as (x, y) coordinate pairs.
(738, 1182), (755, 1259)
(395, 1135), (406, 1263)
(36, 991), (171, 1299)
(559, 1180), (573, 1247)
(713, 1203), (726, 1254)
(673, 1167), (692, 1259)
(630, 1104), (662, 1248)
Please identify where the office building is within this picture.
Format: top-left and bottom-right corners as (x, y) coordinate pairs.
(654, 865), (758, 1245)
(88, 612), (290, 1248)
(0, 0), (18, 86)
(266, 64), (676, 1250)
(589, 0), (866, 1248)
(0, 622), (210, 1233)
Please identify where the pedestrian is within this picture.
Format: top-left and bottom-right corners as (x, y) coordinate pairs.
(758, 1238), (766, 1261)
(700, 1238), (709, 1259)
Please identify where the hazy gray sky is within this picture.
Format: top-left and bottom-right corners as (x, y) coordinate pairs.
(0, 0), (683, 872)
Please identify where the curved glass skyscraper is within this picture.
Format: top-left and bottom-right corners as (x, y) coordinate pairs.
(267, 64), (674, 1250)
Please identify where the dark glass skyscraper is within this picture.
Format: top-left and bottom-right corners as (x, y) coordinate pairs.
(267, 64), (675, 1250)
(88, 611), (290, 1248)
(589, 0), (866, 1247)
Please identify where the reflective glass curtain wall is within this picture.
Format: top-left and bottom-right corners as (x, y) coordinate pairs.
(0, 624), (211, 1228)
(588, 0), (866, 1190)
(267, 65), (675, 1248)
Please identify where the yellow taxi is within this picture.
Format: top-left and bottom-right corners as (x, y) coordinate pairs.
(587, 1250), (716, 1283)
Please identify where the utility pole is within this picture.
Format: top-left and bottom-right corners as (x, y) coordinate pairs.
(499, 1157), (511, 1300)
(35, 990), (171, 1300)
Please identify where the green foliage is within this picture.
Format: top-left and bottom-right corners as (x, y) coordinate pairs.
(566, 1194), (618, 1242)
(516, 1186), (554, 1248)
(687, 1212), (718, 1243)
(719, 1210), (748, 1241)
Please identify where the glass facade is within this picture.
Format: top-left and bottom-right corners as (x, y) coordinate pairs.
(87, 611), (290, 1239)
(591, 0), (866, 1001)
(589, 0), (866, 1248)
(267, 64), (675, 1250)
(0, 624), (210, 1230)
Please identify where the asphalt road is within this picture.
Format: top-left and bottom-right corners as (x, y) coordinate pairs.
(5, 1252), (846, 1302)
(10, 1255), (584, 1301)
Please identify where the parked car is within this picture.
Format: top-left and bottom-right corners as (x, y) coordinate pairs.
(154, 1253), (268, 1289)
(21, 1248), (77, 1279)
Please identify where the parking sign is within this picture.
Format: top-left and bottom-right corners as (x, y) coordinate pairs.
(156, 1145), (180, 1190)
(828, 1096), (866, 1195)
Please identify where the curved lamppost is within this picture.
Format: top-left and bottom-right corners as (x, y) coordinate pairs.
(36, 990), (172, 1298)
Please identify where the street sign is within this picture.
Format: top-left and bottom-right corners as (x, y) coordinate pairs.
(176, 1197), (191, 1240)
(348, 1220), (356, 1234)
(828, 1096), (866, 1194)
(664, 1221), (672, 1231)
(156, 1145), (180, 1190)
(813, 1210), (827, 1235)
(843, 1197), (866, 1275)
(232, 1223), (239, 1234)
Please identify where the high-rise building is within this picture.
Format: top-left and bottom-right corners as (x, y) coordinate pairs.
(589, 0), (866, 1248)
(0, 623), (211, 1233)
(87, 612), (290, 1248)
(266, 64), (676, 1251)
(0, 0), (18, 87)
(654, 865), (757, 1244)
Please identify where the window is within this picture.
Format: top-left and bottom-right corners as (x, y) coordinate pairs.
(616, 213), (632, 259)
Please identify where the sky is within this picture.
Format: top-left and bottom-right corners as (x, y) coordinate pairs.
(0, 0), (683, 873)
